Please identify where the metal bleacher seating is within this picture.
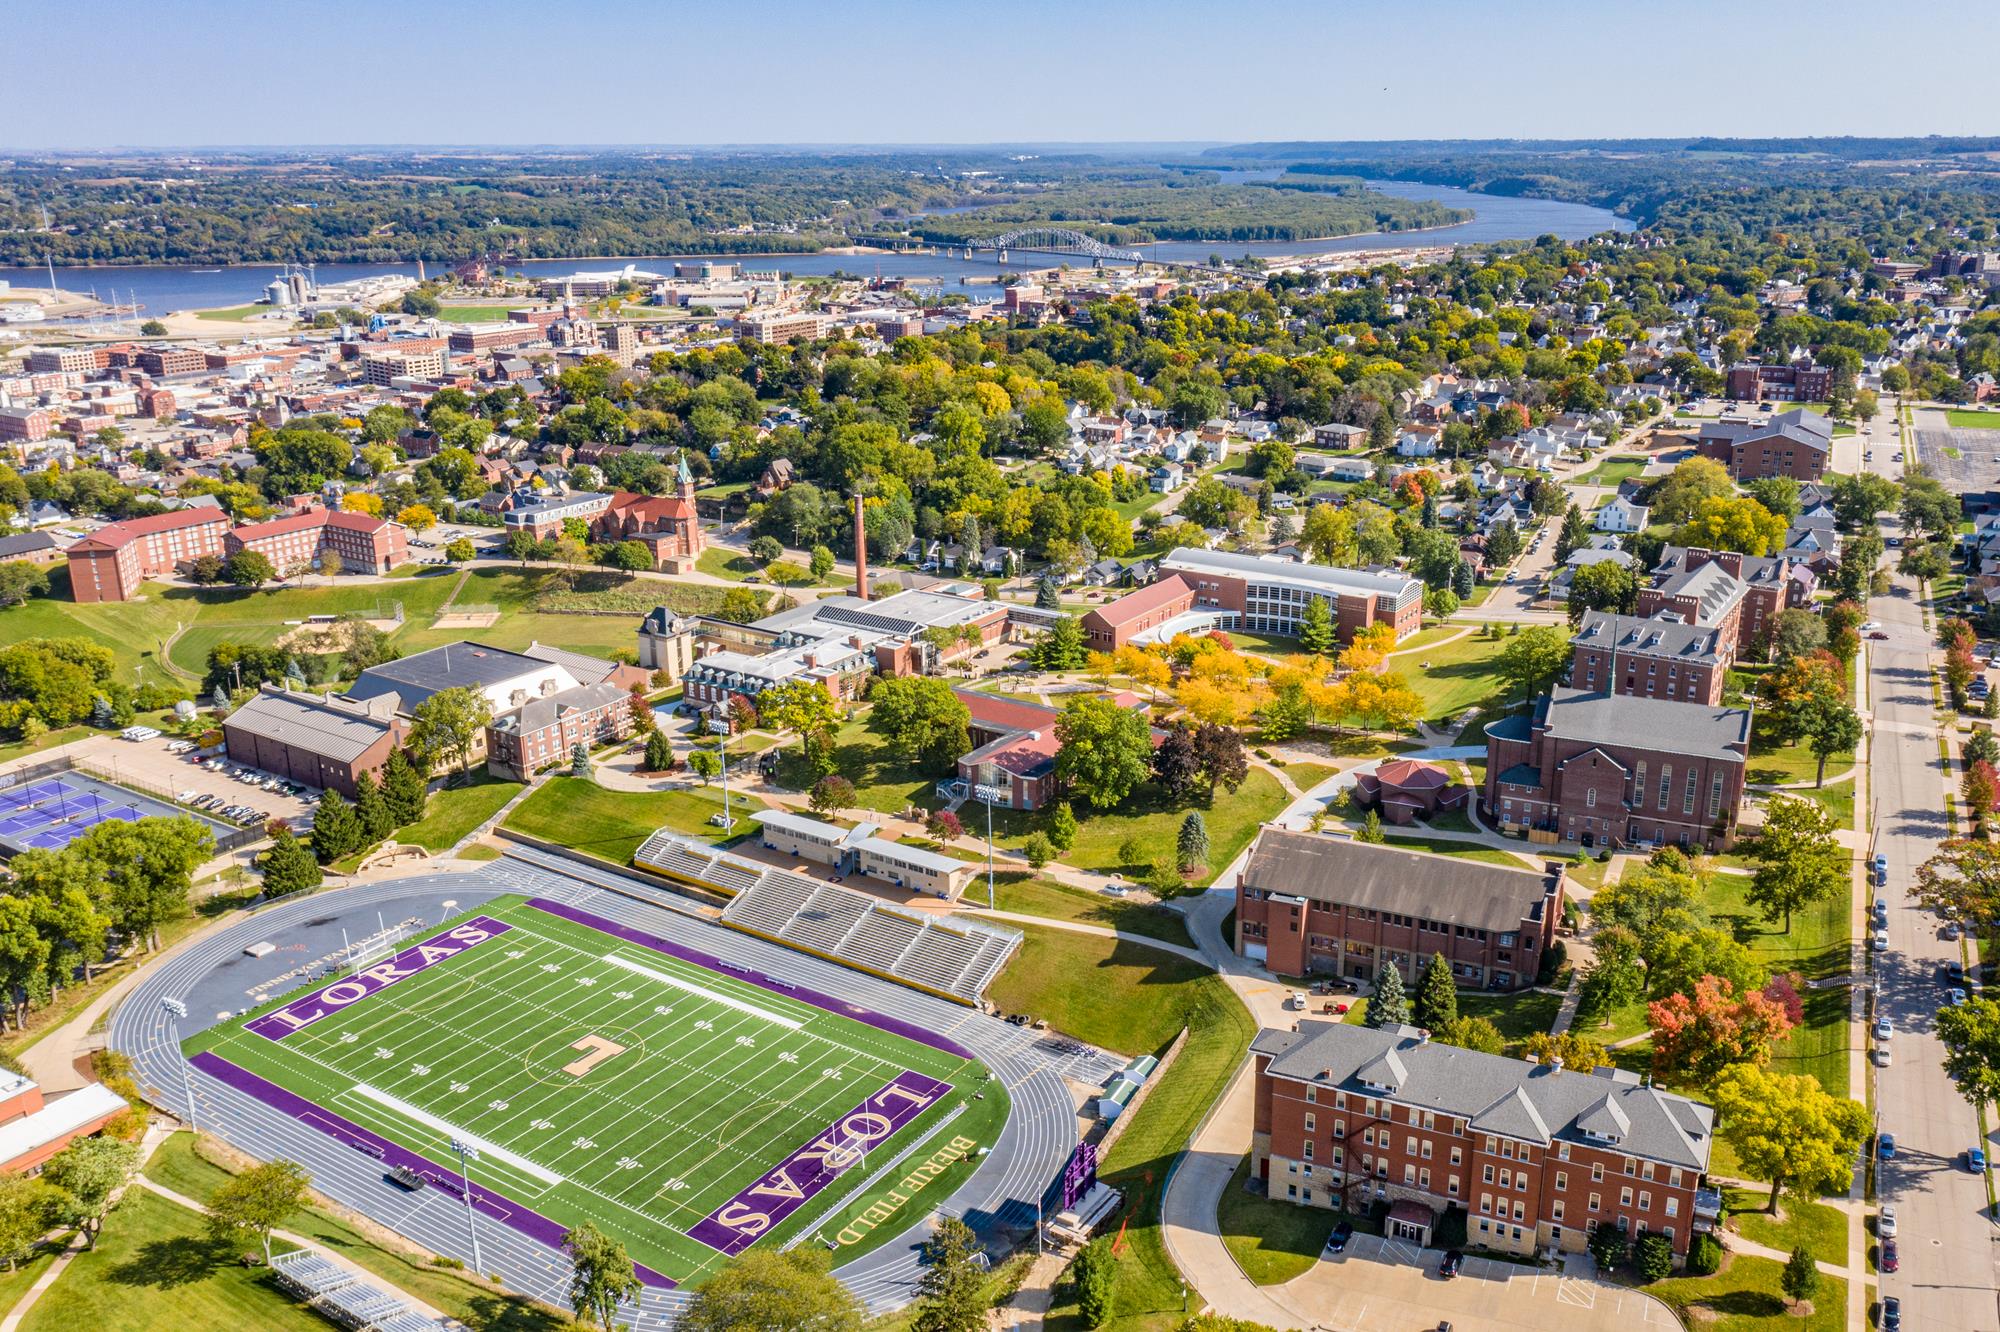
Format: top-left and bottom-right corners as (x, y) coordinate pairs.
(270, 1249), (448, 1332)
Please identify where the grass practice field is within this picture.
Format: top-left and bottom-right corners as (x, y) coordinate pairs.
(185, 895), (1007, 1286)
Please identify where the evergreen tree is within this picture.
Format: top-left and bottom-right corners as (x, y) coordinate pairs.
(1358, 808), (1386, 843)
(381, 749), (428, 826)
(571, 741), (592, 779)
(1420, 490), (1438, 529)
(1034, 575), (1061, 610)
(1555, 503), (1591, 563)
(309, 791), (361, 864)
(1590, 1224), (1629, 1272)
(91, 697), (114, 729)
(1269, 509), (1297, 544)
(1046, 801), (1078, 852)
(643, 729), (675, 772)
(1485, 518), (1522, 567)
(911, 1216), (987, 1332)
(1178, 810), (1210, 871)
(1365, 962), (1411, 1028)
(284, 657), (305, 686)
(210, 684), (230, 712)
(1412, 952), (1458, 1032)
(1297, 596), (1337, 656)
(1452, 559), (1475, 598)
(259, 833), (321, 897)
(353, 771), (394, 843)
(1031, 616), (1088, 670)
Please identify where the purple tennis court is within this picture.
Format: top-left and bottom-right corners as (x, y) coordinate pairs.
(0, 772), (215, 856)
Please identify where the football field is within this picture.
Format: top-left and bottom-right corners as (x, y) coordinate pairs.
(186, 895), (1008, 1284)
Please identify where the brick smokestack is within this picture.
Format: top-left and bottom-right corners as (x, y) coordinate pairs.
(852, 491), (869, 601)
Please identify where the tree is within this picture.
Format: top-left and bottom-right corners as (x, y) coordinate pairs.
(259, 832), (322, 897)
(1587, 861), (1705, 949)
(1554, 503), (1591, 563)
(762, 679), (839, 777)
(1177, 811), (1210, 872)
(912, 1216), (987, 1332)
(1029, 616), (1088, 671)
(139, 319), (167, 336)
(396, 503), (437, 533)
(1768, 609), (1827, 663)
(1520, 1032), (1608, 1072)
(1054, 696), (1153, 810)
(1648, 975), (1796, 1088)
(1423, 587), (1461, 619)
(1365, 962), (1410, 1028)
(207, 1158), (311, 1264)
(926, 809), (963, 842)
(223, 549), (276, 588)
(353, 770), (394, 843)
(563, 1222), (644, 1332)
(70, 818), (209, 951)
(809, 775), (855, 817)
(381, 748), (428, 825)
(1495, 625), (1573, 704)
(1412, 952), (1458, 1032)
(687, 748), (722, 785)
(444, 537), (476, 563)
(1034, 575), (1061, 610)
(1432, 1014), (1504, 1054)
(1802, 699), (1861, 787)
(868, 676), (970, 773)
(643, 729), (675, 773)
(1671, 495), (1787, 557)
(1259, 681), (1313, 742)
(1047, 800), (1078, 852)
(1651, 456), (1734, 524)
(1565, 560), (1638, 624)
(1712, 1063), (1869, 1211)
(1645, 926), (1767, 1002)
(1781, 1243), (1821, 1307)
(1193, 723), (1249, 800)
(1935, 994), (2000, 1112)
(1575, 925), (1645, 1025)
(1071, 1238), (1116, 1329)
(748, 534), (783, 565)
(1150, 721), (1202, 803)
(1485, 518), (1522, 567)
(0, 1174), (60, 1272)
(1589, 1223), (1629, 1273)
(310, 791), (362, 864)
(1747, 795), (1845, 933)
(41, 1136), (137, 1248)
(1297, 596), (1336, 656)
(0, 563), (49, 609)
(809, 544), (836, 580)
(1633, 1231), (1674, 1283)
(407, 686), (493, 779)
(570, 740), (592, 779)
(1913, 838), (2000, 927)
(1358, 808), (1386, 843)
(677, 1248), (862, 1332)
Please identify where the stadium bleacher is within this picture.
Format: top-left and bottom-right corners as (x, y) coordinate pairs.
(270, 1249), (448, 1332)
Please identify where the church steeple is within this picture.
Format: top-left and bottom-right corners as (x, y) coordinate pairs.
(676, 453), (696, 503)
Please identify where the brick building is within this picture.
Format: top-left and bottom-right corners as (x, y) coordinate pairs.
(1569, 612), (1730, 706)
(0, 407), (52, 442)
(0, 1071), (128, 1175)
(1483, 687), (1753, 850)
(135, 347), (208, 377)
(1233, 830), (1563, 991)
(486, 680), (635, 780)
(1081, 574), (1196, 652)
(1638, 547), (1799, 655)
(221, 688), (407, 798)
(225, 508), (410, 575)
(950, 688), (1152, 812)
(1249, 1021), (1717, 1259)
(589, 464), (705, 570)
(67, 507), (231, 603)
(1083, 548), (1422, 652)
(500, 489), (614, 540)
(1724, 360), (1833, 403)
(1692, 409), (1832, 482)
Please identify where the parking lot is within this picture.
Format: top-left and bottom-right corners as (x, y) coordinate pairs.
(1276, 1233), (1679, 1332)
(29, 732), (317, 832)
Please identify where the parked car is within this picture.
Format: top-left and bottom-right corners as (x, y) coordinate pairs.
(1968, 1147), (1988, 1172)
(1871, 929), (1890, 951)
(1948, 959), (1967, 983)
(1873, 1016), (1894, 1041)
(1878, 1205), (1897, 1238)
(1438, 1249), (1464, 1279)
(1878, 1132), (1896, 1161)
(1873, 1045), (1892, 1067)
(1325, 1220), (1353, 1254)
(1881, 1295), (1900, 1330)
(1946, 921), (1963, 941)
(1881, 1237), (1899, 1272)
(1868, 630), (1889, 640)
(1949, 988), (1970, 1006)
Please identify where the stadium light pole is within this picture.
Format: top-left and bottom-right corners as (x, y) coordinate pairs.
(450, 1138), (483, 1274)
(160, 998), (197, 1134)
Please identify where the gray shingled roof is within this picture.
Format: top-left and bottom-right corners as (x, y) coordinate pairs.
(346, 642), (556, 712)
(222, 689), (397, 763)
(489, 681), (628, 734)
(1573, 612), (1723, 664)
(1251, 1021), (1714, 1169)
(1536, 687), (1751, 762)
(1240, 828), (1560, 932)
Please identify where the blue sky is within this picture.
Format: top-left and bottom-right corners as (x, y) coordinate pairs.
(11, 0), (2000, 148)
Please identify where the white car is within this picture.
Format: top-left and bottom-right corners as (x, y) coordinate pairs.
(1872, 929), (1891, 951)
(1879, 1205), (1898, 1238)
(1860, 621), (1881, 632)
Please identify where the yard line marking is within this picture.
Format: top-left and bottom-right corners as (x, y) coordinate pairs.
(353, 1082), (563, 1185)
(601, 952), (803, 1029)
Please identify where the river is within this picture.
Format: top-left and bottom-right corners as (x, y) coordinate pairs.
(0, 181), (1630, 319)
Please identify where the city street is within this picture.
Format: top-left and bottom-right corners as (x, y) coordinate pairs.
(1867, 530), (2000, 1331)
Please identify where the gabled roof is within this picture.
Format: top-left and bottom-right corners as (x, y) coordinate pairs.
(1535, 687), (1752, 762)
(1085, 574), (1193, 628)
(1470, 1084), (1551, 1143)
(1240, 828), (1560, 933)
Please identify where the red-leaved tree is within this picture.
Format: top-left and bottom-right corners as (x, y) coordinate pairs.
(1648, 974), (1798, 1089)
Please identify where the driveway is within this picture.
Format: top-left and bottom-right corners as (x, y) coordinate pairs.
(5, 730), (314, 831)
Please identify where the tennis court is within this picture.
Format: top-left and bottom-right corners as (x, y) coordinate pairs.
(0, 772), (205, 855)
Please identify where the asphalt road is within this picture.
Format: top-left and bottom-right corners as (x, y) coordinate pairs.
(1868, 538), (2000, 1331)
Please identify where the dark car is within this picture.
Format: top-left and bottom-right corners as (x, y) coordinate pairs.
(1438, 1249), (1464, 1279)
(1881, 1295), (1901, 1330)
(1878, 1132), (1897, 1161)
(1325, 1220), (1354, 1254)
(1868, 630), (1889, 640)
(1881, 1237), (1899, 1272)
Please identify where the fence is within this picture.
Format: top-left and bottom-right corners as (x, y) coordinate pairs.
(53, 755), (266, 853)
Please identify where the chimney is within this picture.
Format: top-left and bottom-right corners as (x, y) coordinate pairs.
(852, 491), (869, 601)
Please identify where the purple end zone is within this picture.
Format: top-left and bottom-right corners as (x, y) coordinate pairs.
(188, 1051), (676, 1289)
(524, 897), (977, 1060)
(247, 917), (512, 1041)
(687, 1069), (954, 1255)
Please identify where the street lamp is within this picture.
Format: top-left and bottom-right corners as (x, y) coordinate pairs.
(449, 1138), (483, 1273)
(160, 997), (197, 1134)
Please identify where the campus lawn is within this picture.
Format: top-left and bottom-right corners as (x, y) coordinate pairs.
(992, 768), (1291, 886)
(987, 873), (1194, 948)
(1042, 954), (1254, 1331)
(1576, 454), (1652, 486)
(433, 304), (530, 322)
(1721, 1186), (1850, 1261)
(1646, 1254), (1845, 1332)
(984, 923), (1217, 1057)
(1945, 409), (2000, 429)
(18, 1188), (322, 1332)
(1400, 632), (1511, 722)
(144, 1133), (565, 1332)
(501, 776), (747, 862)
(1456, 988), (1564, 1043)
(0, 1241), (65, 1322)
(194, 304), (287, 322)
(1216, 1155), (1350, 1285)
(1745, 711), (1854, 788)
(396, 773), (523, 852)
(773, 713), (942, 816)
(1385, 623), (1464, 653)
(1277, 761), (1338, 792)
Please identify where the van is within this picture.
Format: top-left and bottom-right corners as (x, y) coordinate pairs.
(1286, 991), (1307, 1011)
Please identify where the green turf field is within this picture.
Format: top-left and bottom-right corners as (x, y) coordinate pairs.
(185, 895), (1007, 1284)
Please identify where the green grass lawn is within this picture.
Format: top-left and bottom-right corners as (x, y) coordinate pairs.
(1721, 1186), (1850, 1260)
(990, 769), (1290, 887)
(195, 304), (288, 322)
(502, 776), (747, 863)
(1945, 409), (2000, 429)
(1042, 955), (1254, 1331)
(1386, 624), (1465, 653)
(1457, 988), (1564, 1043)
(436, 305), (532, 322)
(1647, 1254), (1845, 1332)
(1278, 761), (1338, 791)
(1216, 1155), (1350, 1285)
(984, 923), (1217, 1056)
(1746, 712), (1854, 788)
(397, 774), (523, 852)
(987, 873), (1194, 948)
(19, 1188), (321, 1332)
(0, 1238), (67, 1323)
(1577, 454), (1652, 486)
(773, 713), (942, 816)
(1400, 632), (1511, 722)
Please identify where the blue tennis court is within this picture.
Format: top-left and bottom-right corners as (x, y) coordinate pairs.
(0, 772), (222, 857)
